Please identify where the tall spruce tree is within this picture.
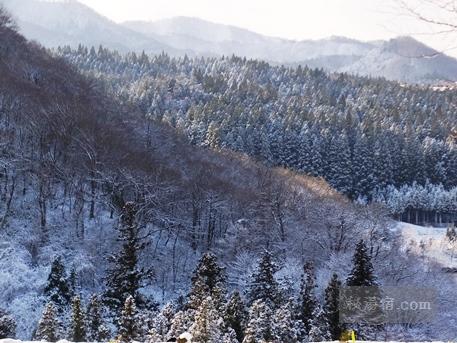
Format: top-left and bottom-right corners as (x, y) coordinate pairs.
(308, 305), (331, 342)
(246, 250), (281, 308)
(273, 301), (300, 343)
(242, 299), (274, 343)
(70, 296), (86, 342)
(0, 309), (16, 339)
(35, 303), (59, 342)
(44, 256), (71, 311)
(190, 297), (224, 343)
(187, 252), (226, 310)
(298, 262), (318, 333)
(147, 302), (175, 343)
(105, 202), (152, 313)
(167, 310), (195, 341)
(347, 240), (377, 286)
(324, 273), (342, 340)
(118, 296), (139, 343)
(224, 291), (248, 342)
(86, 294), (110, 342)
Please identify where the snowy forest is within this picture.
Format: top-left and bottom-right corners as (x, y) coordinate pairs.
(57, 46), (457, 224)
(1, 4), (457, 343)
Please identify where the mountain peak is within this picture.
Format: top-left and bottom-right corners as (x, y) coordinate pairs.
(383, 35), (436, 57)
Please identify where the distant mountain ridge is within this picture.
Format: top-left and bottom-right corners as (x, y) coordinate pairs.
(3, 0), (457, 83)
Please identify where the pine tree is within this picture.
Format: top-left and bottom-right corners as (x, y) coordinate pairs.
(68, 268), (78, 298)
(105, 202), (153, 313)
(147, 302), (175, 342)
(118, 296), (139, 343)
(0, 309), (16, 339)
(242, 300), (273, 343)
(352, 134), (375, 199)
(167, 310), (195, 341)
(190, 297), (224, 343)
(188, 252), (226, 310)
(298, 262), (318, 333)
(324, 274), (342, 340)
(44, 256), (71, 310)
(35, 303), (59, 342)
(347, 240), (377, 286)
(224, 291), (248, 342)
(246, 250), (281, 308)
(308, 305), (331, 342)
(221, 327), (239, 343)
(70, 296), (86, 342)
(86, 294), (110, 342)
(273, 301), (299, 343)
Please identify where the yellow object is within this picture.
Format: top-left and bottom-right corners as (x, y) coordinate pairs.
(340, 330), (356, 342)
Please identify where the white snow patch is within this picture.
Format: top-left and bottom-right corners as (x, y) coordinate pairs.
(396, 221), (457, 268)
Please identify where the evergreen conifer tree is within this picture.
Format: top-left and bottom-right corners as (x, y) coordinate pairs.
(242, 300), (273, 343)
(35, 303), (59, 342)
(324, 273), (342, 340)
(308, 305), (331, 342)
(44, 256), (71, 310)
(118, 296), (139, 343)
(246, 250), (281, 308)
(190, 297), (224, 343)
(167, 310), (195, 341)
(298, 262), (318, 333)
(221, 327), (239, 343)
(188, 252), (226, 310)
(86, 294), (110, 342)
(224, 291), (247, 342)
(105, 202), (153, 313)
(147, 302), (175, 342)
(347, 240), (377, 286)
(273, 301), (299, 343)
(0, 309), (16, 339)
(70, 296), (86, 342)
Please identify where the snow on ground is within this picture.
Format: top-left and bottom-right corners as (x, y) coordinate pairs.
(0, 341), (452, 343)
(395, 221), (457, 269)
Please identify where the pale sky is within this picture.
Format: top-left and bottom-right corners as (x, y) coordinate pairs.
(78, 0), (457, 55)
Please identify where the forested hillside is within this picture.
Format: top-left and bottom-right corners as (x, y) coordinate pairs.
(2, 5), (457, 342)
(0, 8), (431, 341)
(58, 46), (457, 222)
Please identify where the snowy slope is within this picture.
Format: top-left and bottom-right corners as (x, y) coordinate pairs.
(0, 340), (452, 343)
(395, 222), (457, 269)
(341, 37), (457, 83)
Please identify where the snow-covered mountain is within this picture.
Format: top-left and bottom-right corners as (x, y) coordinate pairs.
(3, 0), (457, 83)
(123, 17), (376, 63)
(0, 0), (176, 54)
(341, 36), (457, 83)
